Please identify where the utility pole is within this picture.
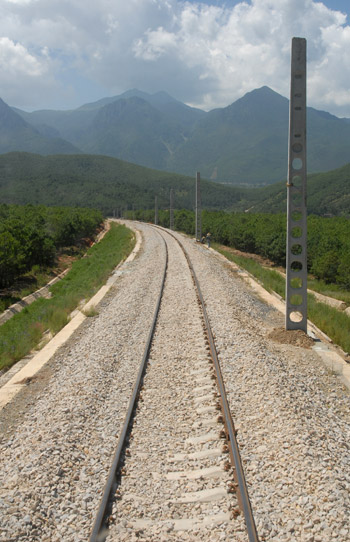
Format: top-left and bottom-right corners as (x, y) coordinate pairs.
(286, 37), (307, 331)
(195, 172), (202, 242)
(170, 189), (174, 230)
(155, 196), (158, 225)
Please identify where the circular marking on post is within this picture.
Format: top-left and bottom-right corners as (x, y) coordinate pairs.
(292, 158), (303, 170)
(292, 192), (302, 206)
(291, 277), (303, 289)
(292, 175), (302, 187)
(291, 244), (302, 255)
(290, 294), (303, 306)
(289, 311), (303, 323)
(291, 210), (302, 222)
(292, 143), (303, 153)
(291, 226), (302, 238)
(291, 261), (302, 272)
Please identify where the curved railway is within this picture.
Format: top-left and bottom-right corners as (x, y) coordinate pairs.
(90, 226), (258, 542)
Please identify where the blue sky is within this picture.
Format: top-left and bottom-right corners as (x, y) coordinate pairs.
(1, 0), (350, 116)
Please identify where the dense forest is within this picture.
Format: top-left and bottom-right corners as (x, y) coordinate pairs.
(131, 209), (350, 289)
(1, 152), (350, 218)
(0, 152), (248, 215)
(0, 204), (103, 287)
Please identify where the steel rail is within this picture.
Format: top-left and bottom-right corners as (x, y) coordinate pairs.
(159, 227), (259, 542)
(89, 232), (168, 542)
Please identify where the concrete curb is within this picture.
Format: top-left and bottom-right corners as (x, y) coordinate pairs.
(0, 224), (142, 411)
(0, 270), (69, 327)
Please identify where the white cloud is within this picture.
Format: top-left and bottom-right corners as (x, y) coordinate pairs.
(0, 0), (350, 115)
(0, 36), (43, 76)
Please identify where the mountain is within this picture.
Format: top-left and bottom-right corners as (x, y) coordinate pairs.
(14, 90), (205, 156)
(0, 98), (81, 155)
(0, 152), (251, 215)
(9, 87), (350, 185)
(78, 89), (205, 128)
(168, 86), (350, 184)
(168, 86), (288, 183)
(78, 96), (186, 170)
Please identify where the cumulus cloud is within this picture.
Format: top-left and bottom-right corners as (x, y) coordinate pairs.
(0, 0), (350, 115)
(0, 36), (43, 76)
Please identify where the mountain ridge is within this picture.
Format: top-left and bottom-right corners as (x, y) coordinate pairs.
(5, 87), (350, 185)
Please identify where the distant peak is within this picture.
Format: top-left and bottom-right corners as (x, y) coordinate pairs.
(246, 86), (282, 97)
(234, 86), (288, 107)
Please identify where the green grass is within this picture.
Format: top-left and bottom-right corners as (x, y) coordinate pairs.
(216, 243), (350, 355)
(307, 278), (350, 305)
(308, 294), (350, 353)
(0, 256), (88, 313)
(0, 224), (135, 371)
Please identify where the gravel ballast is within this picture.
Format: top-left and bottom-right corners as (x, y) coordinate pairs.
(0, 222), (349, 542)
(172, 228), (350, 542)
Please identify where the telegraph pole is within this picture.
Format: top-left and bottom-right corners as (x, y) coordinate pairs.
(169, 189), (174, 230)
(195, 172), (202, 242)
(286, 37), (307, 331)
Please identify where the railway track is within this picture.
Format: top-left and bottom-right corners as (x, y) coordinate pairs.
(90, 226), (258, 542)
(1, 222), (349, 541)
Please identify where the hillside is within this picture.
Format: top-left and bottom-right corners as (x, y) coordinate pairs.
(0, 152), (349, 217)
(0, 99), (81, 155)
(0, 152), (251, 215)
(246, 162), (350, 216)
(12, 87), (350, 186)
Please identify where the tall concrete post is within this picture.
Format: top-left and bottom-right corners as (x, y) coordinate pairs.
(155, 196), (158, 225)
(170, 189), (174, 230)
(286, 37), (307, 332)
(195, 172), (202, 242)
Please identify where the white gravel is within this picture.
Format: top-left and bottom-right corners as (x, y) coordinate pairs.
(172, 228), (350, 542)
(0, 222), (349, 542)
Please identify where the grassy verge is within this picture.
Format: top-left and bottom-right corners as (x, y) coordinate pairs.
(0, 224), (135, 372)
(307, 279), (350, 304)
(0, 250), (88, 314)
(217, 247), (285, 298)
(216, 244), (350, 355)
